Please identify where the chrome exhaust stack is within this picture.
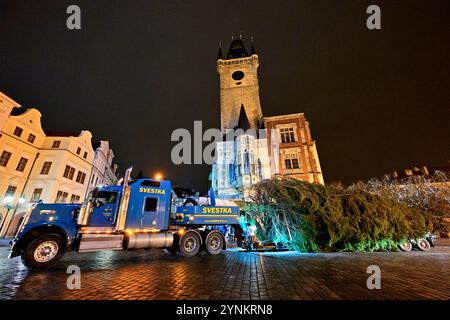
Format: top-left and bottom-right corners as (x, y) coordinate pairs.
(115, 166), (133, 232)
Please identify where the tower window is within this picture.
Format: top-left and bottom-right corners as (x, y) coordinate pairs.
(280, 127), (296, 143)
(284, 154), (300, 170)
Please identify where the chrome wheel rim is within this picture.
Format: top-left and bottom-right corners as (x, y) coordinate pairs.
(184, 236), (197, 252)
(34, 241), (59, 263)
(418, 239), (430, 250)
(209, 235), (221, 250)
(399, 241), (412, 251)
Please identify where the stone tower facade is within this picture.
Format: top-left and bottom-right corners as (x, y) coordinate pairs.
(217, 39), (263, 132)
(211, 38), (324, 200)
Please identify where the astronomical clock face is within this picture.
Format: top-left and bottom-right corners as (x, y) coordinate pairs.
(232, 70), (245, 81)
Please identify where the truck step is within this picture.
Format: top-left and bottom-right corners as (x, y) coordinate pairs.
(78, 226), (115, 233)
(78, 234), (124, 252)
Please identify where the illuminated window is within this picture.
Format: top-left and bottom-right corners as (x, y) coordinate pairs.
(55, 191), (68, 203)
(30, 188), (43, 202)
(70, 194), (81, 203)
(5, 185), (17, 198)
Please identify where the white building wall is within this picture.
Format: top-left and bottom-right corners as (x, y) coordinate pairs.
(0, 102), (95, 237)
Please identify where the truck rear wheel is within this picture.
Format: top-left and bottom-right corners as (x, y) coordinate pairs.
(417, 238), (431, 251)
(179, 232), (201, 257)
(205, 230), (224, 255)
(22, 234), (64, 269)
(399, 240), (412, 252)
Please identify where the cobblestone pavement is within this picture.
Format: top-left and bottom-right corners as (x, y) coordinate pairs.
(0, 245), (449, 300)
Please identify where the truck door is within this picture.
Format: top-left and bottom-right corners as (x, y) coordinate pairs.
(89, 191), (118, 227)
(141, 196), (166, 229)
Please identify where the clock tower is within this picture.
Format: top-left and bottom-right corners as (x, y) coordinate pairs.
(217, 38), (263, 132)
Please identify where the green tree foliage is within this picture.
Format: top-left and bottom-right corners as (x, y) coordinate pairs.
(245, 178), (432, 252)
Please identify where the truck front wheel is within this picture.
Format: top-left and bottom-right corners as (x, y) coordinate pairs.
(205, 230), (224, 255)
(22, 234), (64, 269)
(179, 232), (200, 257)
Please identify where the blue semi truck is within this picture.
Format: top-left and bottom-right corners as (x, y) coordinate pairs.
(9, 167), (240, 269)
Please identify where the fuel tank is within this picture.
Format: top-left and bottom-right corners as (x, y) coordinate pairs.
(126, 232), (174, 249)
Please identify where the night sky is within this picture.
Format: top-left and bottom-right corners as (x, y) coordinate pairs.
(1, 0), (449, 193)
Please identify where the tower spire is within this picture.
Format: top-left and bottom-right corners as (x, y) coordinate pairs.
(217, 41), (223, 59)
(251, 37), (257, 55)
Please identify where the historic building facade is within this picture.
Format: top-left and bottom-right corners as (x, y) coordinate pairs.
(211, 38), (324, 199)
(0, 92), (117, 237)
(88, 140), (118, 193)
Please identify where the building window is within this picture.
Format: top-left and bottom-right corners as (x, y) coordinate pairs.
(70, 194), (81, 203)
(63, 165), (75, 180)
(76, 171), (86, 184)
(4, 185), (17, 198)
(284, 154), (300, 170)
(27, 134), (36, 144)
(52, 140), (61, 148)
(13, 126), (23, 137)
(55, 191), (68, 203)
(40, 161), (52, 174)
(30, 188), (43, 202)
(83, 151), (88, 159)
(280, 127), (296, 143)
(76, 147), (81, 155)
(0, 151), (12, 167)
(16, 157), (29, 172)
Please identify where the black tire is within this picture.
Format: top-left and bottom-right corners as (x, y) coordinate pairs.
(205, 230), (224, 255)
(179, 232), (201, 257)
(183, 198), (198, 206)
(417, 238), (431, 251)
(21, 234), (64, 270)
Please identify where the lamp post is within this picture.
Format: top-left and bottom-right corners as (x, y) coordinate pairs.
(2, 197), (25, 238)
(0, 196), (14, 238)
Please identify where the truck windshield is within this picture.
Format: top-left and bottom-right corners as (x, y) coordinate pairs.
(92, 191), (117, 208)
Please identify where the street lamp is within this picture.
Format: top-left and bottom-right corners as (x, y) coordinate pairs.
(154, 173), (163, 181)
(0, 196), (14, 238)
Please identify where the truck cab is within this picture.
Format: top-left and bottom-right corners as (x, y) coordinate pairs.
(10, 167), (240, 269)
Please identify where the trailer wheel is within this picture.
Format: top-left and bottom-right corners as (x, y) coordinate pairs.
(398, 240), (412, 252)
(417, 238), (431, 251)
(22, 234), (64, 269)
(179, 232), (201, 257)
(205, 230), (224, 255)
